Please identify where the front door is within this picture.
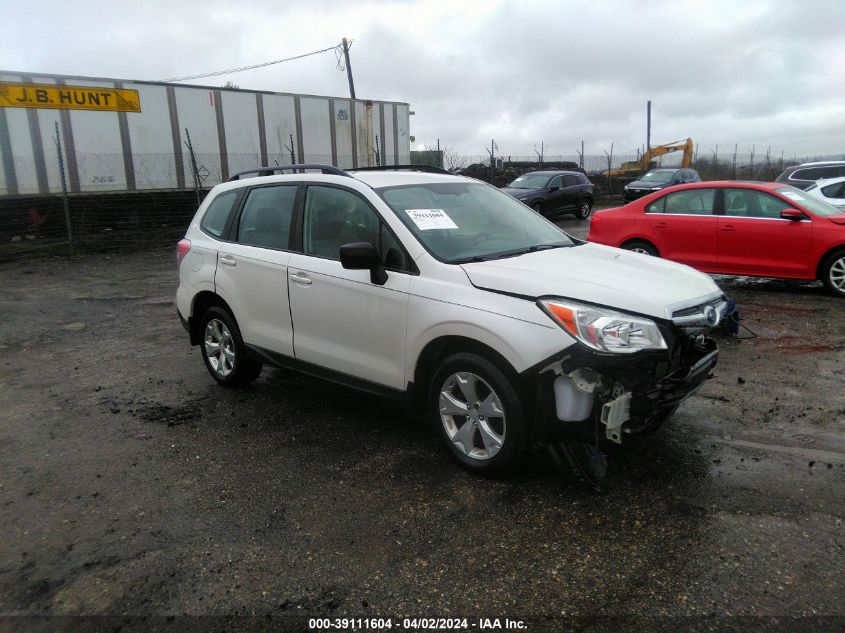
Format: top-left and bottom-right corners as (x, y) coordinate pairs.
(718, 188), (814, 277)
(287, 184), (412, 390)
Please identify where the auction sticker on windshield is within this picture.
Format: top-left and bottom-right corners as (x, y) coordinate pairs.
(406, 209), (458, 230)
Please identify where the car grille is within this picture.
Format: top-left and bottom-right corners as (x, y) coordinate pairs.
(670, 297), (727, 328)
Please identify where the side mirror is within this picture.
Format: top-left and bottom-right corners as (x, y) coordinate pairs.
(780, 209), (804, 221)
(339, 242), (388, 285)
(548, 185), (559, 192)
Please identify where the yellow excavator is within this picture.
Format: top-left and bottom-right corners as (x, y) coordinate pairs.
(603, 138), (693, 178)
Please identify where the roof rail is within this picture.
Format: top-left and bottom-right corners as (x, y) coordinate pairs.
(227, 164), (351, 181)
(349, 164), (453, 175)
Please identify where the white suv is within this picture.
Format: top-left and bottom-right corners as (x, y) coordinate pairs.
(177, 165), (726, 481)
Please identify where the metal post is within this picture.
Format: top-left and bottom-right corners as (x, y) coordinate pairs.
(342, 38), (356, 100)
(184, 128), (202, 206)
(646, 100), (651, 154)
(374, 134), (381, 166)
(54, 122), (73, 253)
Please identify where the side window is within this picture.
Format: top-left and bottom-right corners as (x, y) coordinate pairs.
(549, 176), (562, 189)
(236, 185), (297, 249)
(724, 189), (788, 219)
(645, 196), (666, 213)
(663, 189), (716, 215)
(563, 175), (579, 187)
(200, 190), (238, 238)
(821, 182), (845, 198)
(792, 168), (826, 181)
(303, 186), (380, 260)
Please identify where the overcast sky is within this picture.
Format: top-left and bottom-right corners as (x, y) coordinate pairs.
(5, 0), (844, 159)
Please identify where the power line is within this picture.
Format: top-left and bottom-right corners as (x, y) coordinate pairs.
(159, 43), (342, 83)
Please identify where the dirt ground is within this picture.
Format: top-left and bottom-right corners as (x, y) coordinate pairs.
(0, 217), (843, 632)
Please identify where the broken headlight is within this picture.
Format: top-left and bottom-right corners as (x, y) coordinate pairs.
(539, 299), (668, 354)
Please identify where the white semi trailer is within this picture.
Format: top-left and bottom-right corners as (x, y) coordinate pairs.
(0, 71), (412, 196)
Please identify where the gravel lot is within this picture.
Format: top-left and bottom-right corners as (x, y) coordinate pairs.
(1, 216), (843, 631)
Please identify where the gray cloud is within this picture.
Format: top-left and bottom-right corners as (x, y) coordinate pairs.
(4, 0), (843, 159)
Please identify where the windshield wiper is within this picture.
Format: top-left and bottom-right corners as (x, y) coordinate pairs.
(495, 242), (571, 259)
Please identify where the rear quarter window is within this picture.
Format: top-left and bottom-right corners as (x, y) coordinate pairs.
(791, 167), (844, 182)
(200, 190), (239, 238)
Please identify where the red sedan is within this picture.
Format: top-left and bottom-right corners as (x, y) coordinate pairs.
(587, 181), (845, 297)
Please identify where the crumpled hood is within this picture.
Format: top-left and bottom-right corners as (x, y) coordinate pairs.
(501, 187), (540, 198)
(459, 243), (722, 320)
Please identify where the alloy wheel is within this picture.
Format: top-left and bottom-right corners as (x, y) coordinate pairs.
(204, 318), (235, 377)
(830, 255), (845, 292)
(438, 372), (506, 461)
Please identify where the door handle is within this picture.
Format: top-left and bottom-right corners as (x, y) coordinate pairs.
(290, 272), (312, 285)
(219, 255), (236, 267)
(720, 225), (736, 232)
(655, 222), (669, 228)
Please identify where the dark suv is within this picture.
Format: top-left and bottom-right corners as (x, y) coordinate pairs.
(501, 170), (594, 219)
(775, 161), (845, 190)
(623, 168), (700, 202)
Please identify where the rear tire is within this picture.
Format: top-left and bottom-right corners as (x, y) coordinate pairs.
(821, 249), (845, 297)
(430, 353), (528, 476)
(575, 199), (593, 219)
(622, 240), (659, 257)
(199, 307), (263, 387)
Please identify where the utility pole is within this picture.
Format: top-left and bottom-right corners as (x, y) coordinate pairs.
(732, 144), (738, 180)
(580, 140), (584, 169)
(749, 145), (756, 180)
(486, 139), (496, 183)
(342, 37), (356, 100)
(646, 100), (652, 154)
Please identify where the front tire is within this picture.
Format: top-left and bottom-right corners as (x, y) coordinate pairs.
(622, 240), (659, 257)
(821, 250), (845, 297)
(531, 200), (545, 216)
(200, 307), (262, 387)
(430, 353), (528, 476)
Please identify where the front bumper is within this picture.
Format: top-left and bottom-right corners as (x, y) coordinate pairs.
(530, 332), (719, 444)
(623, 187), (659, 201)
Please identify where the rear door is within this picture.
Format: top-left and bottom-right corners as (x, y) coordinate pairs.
(286, 184), (412, 390)
(644, 188), (719, 269)
(718, 188), (814, 277)
(214, 184), (298, 356)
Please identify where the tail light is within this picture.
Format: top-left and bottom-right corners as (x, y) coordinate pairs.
(176, 239), (191, 269)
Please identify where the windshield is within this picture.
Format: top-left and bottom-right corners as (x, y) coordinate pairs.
(776, 186), (844, 217)
(639, 170), (675, 183)
(377, 182), (575, 263)
(506, 173), (551, 189)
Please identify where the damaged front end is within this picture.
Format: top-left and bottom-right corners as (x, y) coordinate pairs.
(529, 294), (725, 487)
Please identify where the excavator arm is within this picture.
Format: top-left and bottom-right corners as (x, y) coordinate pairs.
(603, 138), (693, 177)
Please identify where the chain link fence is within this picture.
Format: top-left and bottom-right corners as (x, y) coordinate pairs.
(0, 142), (822, 261)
